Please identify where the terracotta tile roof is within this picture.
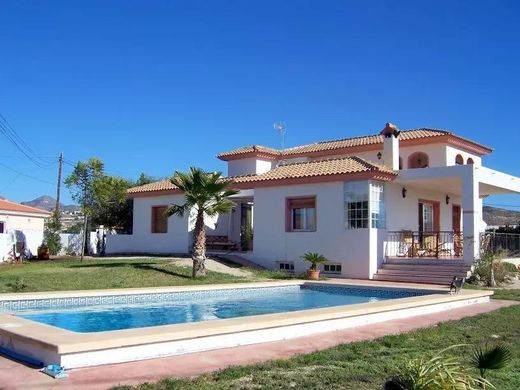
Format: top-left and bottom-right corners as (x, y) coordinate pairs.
(127, 180), (178, 194)
(128, 157), (396, 195)
(217, 145), (280, 159)
(232, 156), (396, 184)
(217, 128), (493, 160)
(0, 199), (51, 215)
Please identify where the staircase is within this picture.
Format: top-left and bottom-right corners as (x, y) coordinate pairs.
(373, 258), (472, 285)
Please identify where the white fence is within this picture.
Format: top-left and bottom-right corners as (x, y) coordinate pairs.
(58, 233), (98, 256)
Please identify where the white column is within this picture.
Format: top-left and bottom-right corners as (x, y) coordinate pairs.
(462, 166), (480, 264)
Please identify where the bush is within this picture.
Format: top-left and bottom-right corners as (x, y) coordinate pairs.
(503, 261), (518, 274)
(385, 345), (491, 390)
(6, 277), (28, 292)
(472, 251), (515, 286)
(43, 211), (62, 256)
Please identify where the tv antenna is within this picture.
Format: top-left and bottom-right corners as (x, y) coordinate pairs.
(273, 121), (286, 150)
(274, 121), (286, 166)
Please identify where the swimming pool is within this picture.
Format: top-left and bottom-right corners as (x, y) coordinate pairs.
(0, 281), (492, 368)
(11, 285), (427, 332)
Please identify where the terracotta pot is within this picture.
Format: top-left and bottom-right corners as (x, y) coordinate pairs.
(306, 269), (320, 280)
(37, 246), (50, 260)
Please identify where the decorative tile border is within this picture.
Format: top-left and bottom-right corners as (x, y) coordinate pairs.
(1, 284), (428, 313)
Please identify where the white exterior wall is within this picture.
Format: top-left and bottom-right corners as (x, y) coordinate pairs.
(445, 145), (482, 166)
(0, 212), (46, 232)
(252, 182), (379, 279)
(106, 194), (190, 254)
(227, 158), (274, 176)
(385, 182), (462, 232)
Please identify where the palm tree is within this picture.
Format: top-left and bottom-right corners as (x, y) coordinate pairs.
(301, 252), (328, 270)
(166, 167), (239, 277)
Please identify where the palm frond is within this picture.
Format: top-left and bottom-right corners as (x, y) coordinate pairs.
(166, 203), (188, 217)
(470, 344), (512, 377)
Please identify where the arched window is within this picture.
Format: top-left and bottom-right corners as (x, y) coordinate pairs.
(467, 158), (474, 165)
(455, 154), (464, 165)
(408, 152), (429, 169)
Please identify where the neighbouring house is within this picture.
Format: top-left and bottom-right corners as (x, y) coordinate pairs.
(106, 124), (520, 283)
(0, 198), (51, 260)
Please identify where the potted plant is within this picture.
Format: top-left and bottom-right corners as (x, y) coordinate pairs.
(37, 244), (50, 260)
(301, 252), (328, 280)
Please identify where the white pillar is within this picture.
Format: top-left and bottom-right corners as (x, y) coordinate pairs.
(462, 166), (480, 264)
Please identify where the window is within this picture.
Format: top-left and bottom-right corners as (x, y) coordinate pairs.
(286, 197), (316, 231)
(151, 206), (168, 233)
(0, 221), (5, 234)
(345, 181), (369, 228)
(455, 154), (464, 165)
(278, 262), (294, 271)
(323, 264), (342, 274)
(345, 181), (386, 229)
(370, 182), (386, 228)
(408, 152), (429, 169)
(467, 158), (474, 165)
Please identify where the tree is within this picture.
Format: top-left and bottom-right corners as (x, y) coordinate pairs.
(91, 176), (133, 231)
(135, 173), (157, 186)
(167, 167), (238, 277)
(43, 211), (62, 255)
(64, 158), (104, 259)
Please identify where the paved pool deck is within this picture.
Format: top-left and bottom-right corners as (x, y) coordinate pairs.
(0, 298), (516, 390)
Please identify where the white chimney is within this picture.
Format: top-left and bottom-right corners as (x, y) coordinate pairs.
(380, 122), (400, 170)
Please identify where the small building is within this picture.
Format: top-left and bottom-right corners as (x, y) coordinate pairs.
(107, 124), (520, 283)
(0, 199), (50, 259)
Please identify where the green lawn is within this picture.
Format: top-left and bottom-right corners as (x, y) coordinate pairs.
(0, 258), (267, 293)
(114, 304), (520, 390)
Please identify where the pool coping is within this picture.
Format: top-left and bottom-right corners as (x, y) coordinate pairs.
(0, 280), (493, 367)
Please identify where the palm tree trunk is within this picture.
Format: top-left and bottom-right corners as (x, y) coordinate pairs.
(192, 208), (206, 277)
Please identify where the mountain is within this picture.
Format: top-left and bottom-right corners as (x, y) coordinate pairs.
(21, 195), (80, 213)
(483, 206), (520, 226)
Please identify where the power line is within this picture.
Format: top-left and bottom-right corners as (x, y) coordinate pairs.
(0, 113), (48, 168)
(0, 162), (55, 186)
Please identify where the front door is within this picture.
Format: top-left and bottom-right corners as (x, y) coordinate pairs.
(419, 201), (439, 232)
(452, 205), (461, 233)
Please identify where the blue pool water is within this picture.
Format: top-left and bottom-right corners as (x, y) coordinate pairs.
(9, 285), (427, 333)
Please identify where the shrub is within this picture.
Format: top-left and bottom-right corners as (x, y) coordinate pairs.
(385, 345), (491, 390)
(6, 277), (28, 292)
(502, 261), (518, 274)
(472, 251), (515, 286)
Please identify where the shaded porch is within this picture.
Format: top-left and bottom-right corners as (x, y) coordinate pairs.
(389, 165), (520, 265)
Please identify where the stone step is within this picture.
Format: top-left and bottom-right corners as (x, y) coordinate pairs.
(376, 268), (471, 277)
(373, 273), (456, 285)
(385, 258), (467, 266)
(381, 264), (471, 272)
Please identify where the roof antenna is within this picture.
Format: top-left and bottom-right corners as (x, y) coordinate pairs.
(274, 121), (286, 166)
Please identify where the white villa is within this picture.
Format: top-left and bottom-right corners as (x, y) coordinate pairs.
(106, 124), (520, 283)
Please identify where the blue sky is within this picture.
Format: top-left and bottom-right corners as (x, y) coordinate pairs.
(1, 0), (519, 209)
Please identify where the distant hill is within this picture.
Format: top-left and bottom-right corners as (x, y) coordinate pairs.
(21, 195), (80, 213)
(483, 206), (520, 227)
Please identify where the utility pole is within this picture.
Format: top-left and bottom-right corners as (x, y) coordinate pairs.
(55, 152), (63, 215)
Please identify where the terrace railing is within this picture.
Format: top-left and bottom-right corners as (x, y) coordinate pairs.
(385, 231), (463, 260)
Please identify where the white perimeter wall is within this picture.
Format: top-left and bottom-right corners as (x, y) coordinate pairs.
(106, 194), (190, 254)
(252, 182), (379, 279)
